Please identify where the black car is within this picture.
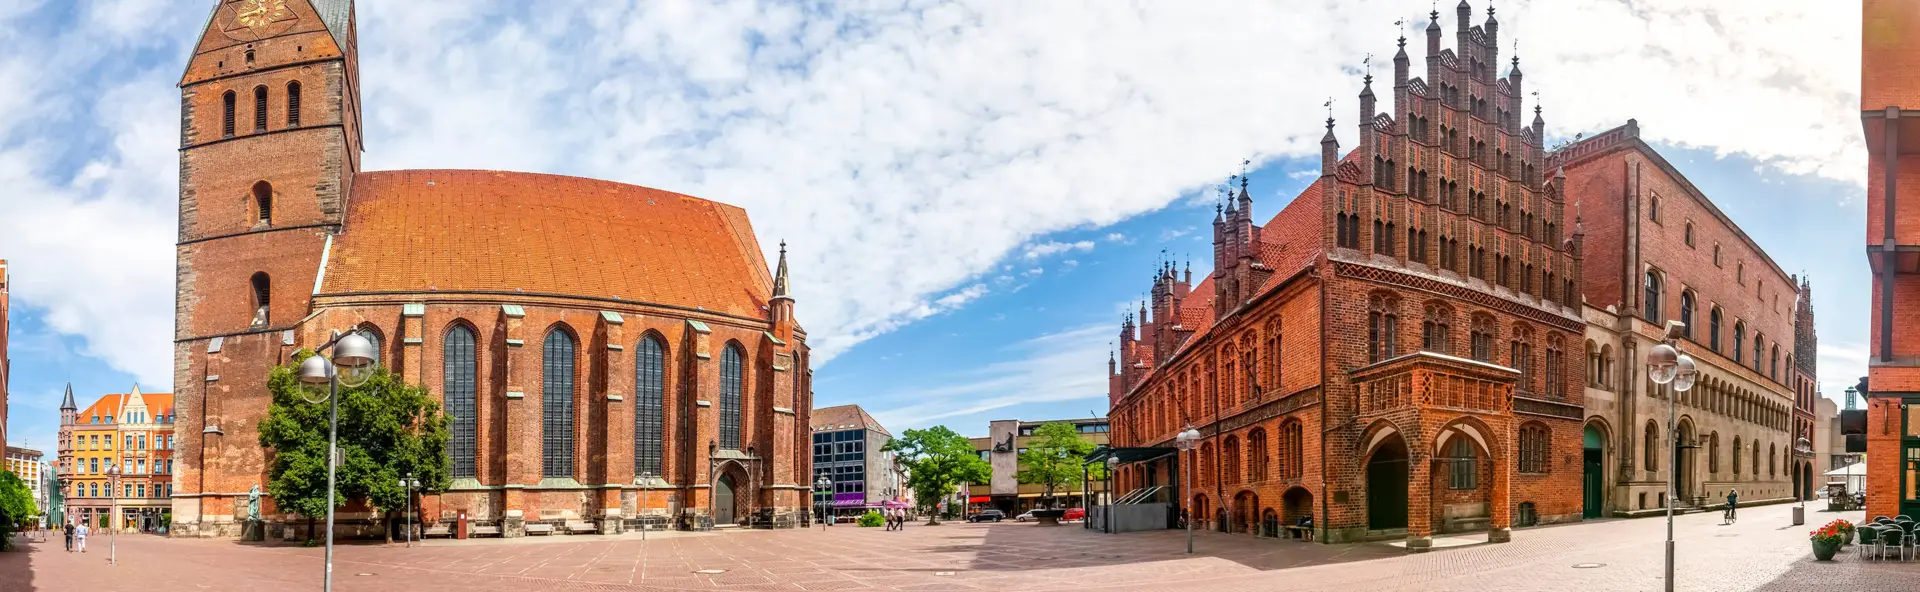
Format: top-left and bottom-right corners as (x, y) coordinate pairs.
(967, 509), (1006, 523)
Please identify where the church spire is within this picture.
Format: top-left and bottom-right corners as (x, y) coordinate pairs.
(772, 239), (791, 300)
(60, 382), (77, 411)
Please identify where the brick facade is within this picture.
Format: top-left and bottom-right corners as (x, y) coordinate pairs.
(170, 0), (811, 539)
(1863, 0), (1920, 522)
(1551, 120), (1809, 514)
(1107, 3), (1585, 550)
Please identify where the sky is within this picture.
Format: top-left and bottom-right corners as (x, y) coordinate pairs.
(0, 0), (1872, 450)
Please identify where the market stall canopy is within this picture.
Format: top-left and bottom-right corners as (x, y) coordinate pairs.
(1825, 462), (1867, 476)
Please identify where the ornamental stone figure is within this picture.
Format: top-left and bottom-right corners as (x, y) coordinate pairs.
(247, 485), (261, 522)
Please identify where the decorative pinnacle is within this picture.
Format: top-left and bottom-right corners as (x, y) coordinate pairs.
(1396, 18), (1406, 46)
(1240, 158), (1251, 189)
(1363, 53), (1373, 79)
(1325, 97), (1334, 123)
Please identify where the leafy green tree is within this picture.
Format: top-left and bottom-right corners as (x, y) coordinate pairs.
(1015, 422), (1098, 508)
(883, 426), (989, 525)
(0, 470), (37, 550)
(259, 350), (451, 543)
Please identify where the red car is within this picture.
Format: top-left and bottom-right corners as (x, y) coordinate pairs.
(1063, 508), (1086, 521)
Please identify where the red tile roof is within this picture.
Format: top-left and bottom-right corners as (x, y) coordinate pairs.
(810, 404), (890, 436)
(76, 393), (174, 425)
(322, 170), (774, 319)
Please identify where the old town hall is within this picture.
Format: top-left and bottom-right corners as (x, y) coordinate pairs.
(169, 0), (812, 538)
(1105, 2), (1814, 549)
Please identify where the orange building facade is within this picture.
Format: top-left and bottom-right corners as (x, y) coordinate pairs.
(1106, 3), (1586, 548)
(170, 0), (811, 539)
(58, 386), (177, 531)
(1863, 0), (1920, 521)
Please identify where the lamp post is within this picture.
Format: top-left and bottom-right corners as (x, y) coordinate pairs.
(105, 462), (118, 566)
(1176, 427), (1201, 554)
(814, 475), (831, 529)
(1646, 323), (1698, 592)
(398, 472), (420, 548)
(1105, 456), (1119, 534)
(296, 329), (379, 592)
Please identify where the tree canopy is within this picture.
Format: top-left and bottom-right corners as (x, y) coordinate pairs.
(0, 470), (38, 551)
(1015, 422), (1098, 505)
(258, 349), (450, 540)
(883, 425), (989, 524)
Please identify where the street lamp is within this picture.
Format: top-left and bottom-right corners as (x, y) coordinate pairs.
(105, 462), (118, 566)
(296, 329), (378, 592)
(1105, 456), (1119, 534)
(814, 475), (831, 529)
(398, 472), (420, 548)
(1646, 325), (1697, 592)
(1176, 427), (1202, 554)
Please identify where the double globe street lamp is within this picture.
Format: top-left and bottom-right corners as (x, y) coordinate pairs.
(814, 475), (832, 529)
(399, 472), (421, 548)
(1646, 323), (1698, 592)
(296, 329), (379, 592)
(1175, 427), (1202, 555)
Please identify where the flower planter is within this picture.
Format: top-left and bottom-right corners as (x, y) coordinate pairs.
(1812, 538), (1840, 561)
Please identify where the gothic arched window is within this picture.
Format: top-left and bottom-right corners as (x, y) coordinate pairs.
(1710, 307), (1723, 352)
(542, 328), (578, 478)
(249, 272), (270, 328)
(1644, 270), (1663, 323)
(635, 334), (666, 476)
(1679, 291), (1694, 340)
(222, 90), (236, 137)
(444, 324), (477, 478)
(1422, 302), (1452, 354)
(1368, 292), (1400, 363)
(720, 342), (745, 450)
(1470, 314), (1495, 362)
(253, 85), (268, 132)
(1644, 421), (1660, 471)
(1733, 322), (1746, 363)
(286, 81), (302, 127)
(252, 181), (273, 226)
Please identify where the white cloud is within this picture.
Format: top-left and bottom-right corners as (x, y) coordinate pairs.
(868, 324), (1111, 430)
(1818, 341), (1869, 402)
(0, 0), (1867, 389)
(1022, 240), (1096, 260)
(1105, 232), (1129, 243)
(1022, 267), (1045, 278)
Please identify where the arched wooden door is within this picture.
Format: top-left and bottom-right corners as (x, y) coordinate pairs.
(716, 473), (736, 526)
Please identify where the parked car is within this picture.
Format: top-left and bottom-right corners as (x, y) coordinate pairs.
(1063, 507), (1086, 521)
(968, 509), (1006, 523)
(1013, 511), (1036, 522)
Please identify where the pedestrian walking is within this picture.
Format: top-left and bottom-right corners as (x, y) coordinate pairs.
(63, 521), (73, 552)
(75, 522), (89, 553)
(892, 508), (902, 531)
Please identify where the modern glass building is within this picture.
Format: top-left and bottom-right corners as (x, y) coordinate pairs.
(810, 405), (901, 518)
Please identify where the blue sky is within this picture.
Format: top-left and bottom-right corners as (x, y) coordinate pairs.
(0, 0), (1871, 447)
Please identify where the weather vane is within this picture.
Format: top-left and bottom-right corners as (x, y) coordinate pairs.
(1363, 53), (1373, 77)
(1324, 97), (1333, 120)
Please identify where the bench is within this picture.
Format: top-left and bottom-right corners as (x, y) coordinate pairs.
(1447, 517), (1491, 532)
(564, 521), (598, 535)
(469, 525), (502, 537)
(525, 523), (556, 536)
(1284, 525), (1314, 542)
(423, 524), (452, 538)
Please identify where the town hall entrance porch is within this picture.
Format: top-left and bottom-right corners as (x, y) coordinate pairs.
(1351, 352), (1520, 551)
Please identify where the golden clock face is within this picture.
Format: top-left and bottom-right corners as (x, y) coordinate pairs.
(228, 0), (292, 38)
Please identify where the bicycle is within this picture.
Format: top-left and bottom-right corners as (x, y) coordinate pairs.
(1722, 505), (1738, 524)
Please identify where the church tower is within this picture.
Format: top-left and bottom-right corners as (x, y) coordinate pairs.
(172, 0), (362, 537)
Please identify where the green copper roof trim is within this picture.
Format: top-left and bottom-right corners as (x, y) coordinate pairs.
(601, 311), (625, 324)
(402, 303), (426, 317)
(764, 331), (786, 346)
(502, 304), (526, 318)
(686, 320), (711, 334)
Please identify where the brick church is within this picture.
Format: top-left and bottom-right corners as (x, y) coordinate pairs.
(1107, 2), (1586, 549)
(170, 0), (812, 538)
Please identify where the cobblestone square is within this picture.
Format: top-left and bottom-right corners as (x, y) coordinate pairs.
(5, 504), (1920, 591)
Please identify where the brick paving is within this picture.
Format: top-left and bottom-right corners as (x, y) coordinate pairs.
(6, 504), (1920, 591)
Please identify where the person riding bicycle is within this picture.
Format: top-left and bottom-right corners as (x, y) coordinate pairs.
(1724, 489), (1739, 522)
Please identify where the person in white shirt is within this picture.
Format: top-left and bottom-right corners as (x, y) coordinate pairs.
(75, 522), (90, 553)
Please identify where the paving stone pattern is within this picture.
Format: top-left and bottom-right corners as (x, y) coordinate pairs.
(5, 504), (1920, 591)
